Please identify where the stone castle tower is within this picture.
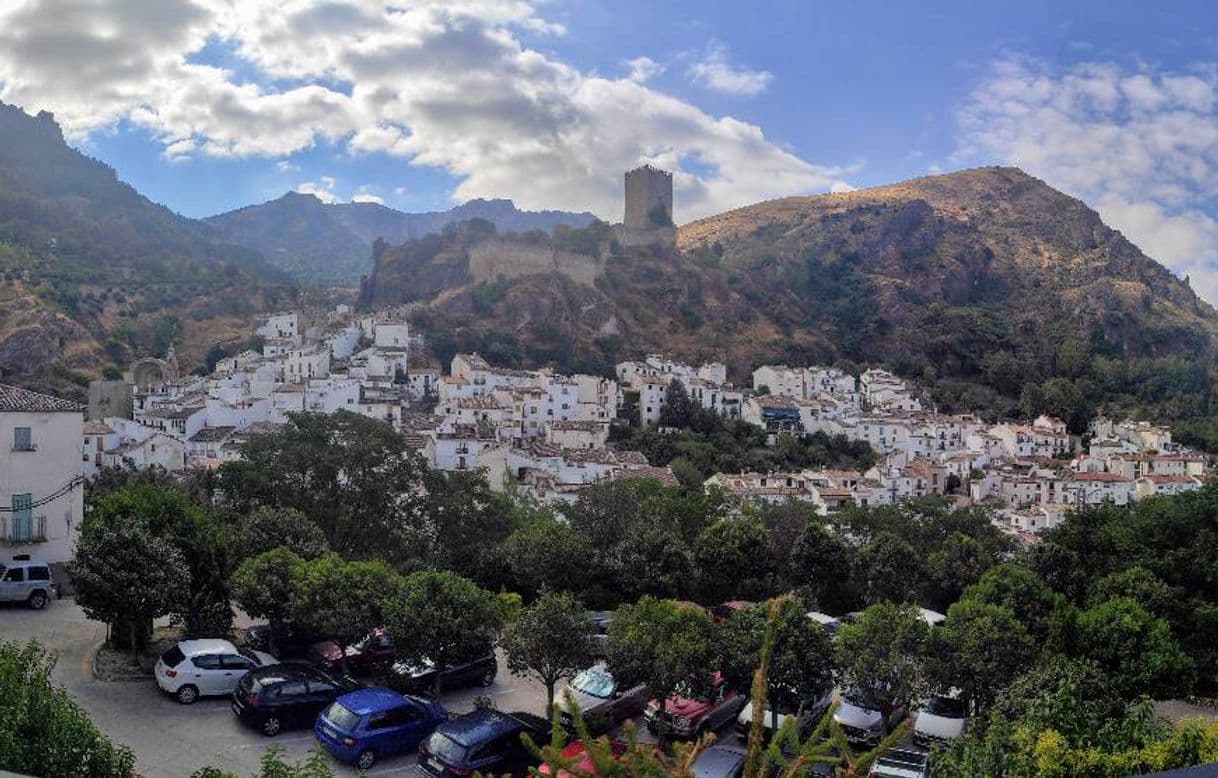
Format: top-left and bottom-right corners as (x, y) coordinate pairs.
(623, 164), (674, 229)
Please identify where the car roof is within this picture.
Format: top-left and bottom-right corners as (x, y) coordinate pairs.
(5, 559), (49, 567)
(178, 639), (237, 655)
(247, 663), (318, 683)
(693, 745), (748, 778)
(336, 687), (408, 715)
(440, 709), (541, 747)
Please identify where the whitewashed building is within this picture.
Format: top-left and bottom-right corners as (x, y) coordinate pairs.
(0, 385), (85, 564)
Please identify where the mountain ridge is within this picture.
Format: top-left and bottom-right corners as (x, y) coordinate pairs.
(0, 101), (296, 395)
(206, 192), (597, 284)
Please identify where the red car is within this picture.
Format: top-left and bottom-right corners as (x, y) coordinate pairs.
(643, 673), (746, 740)
(539, 740), (628, 778)
(307, 627), (394, 674)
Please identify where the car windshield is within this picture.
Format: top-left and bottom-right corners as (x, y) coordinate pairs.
(924, 695), (966, 718)
(0, 565), (6, 579)
(322, 701), (362, 731)
(425, 732), (470, 764)
(161, 646), (186, 668)
(843, 689), (878, 709)
(239, 647), (262, 665)
(571, 668), (615, 698)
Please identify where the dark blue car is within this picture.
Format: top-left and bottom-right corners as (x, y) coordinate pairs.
(315, 687), (448, 770)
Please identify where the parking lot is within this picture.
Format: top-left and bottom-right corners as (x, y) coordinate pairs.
(1, 599), (555, 776)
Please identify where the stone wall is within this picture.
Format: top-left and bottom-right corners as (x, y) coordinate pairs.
(87, 380), (133, 420)
(468, 240), (601, 288)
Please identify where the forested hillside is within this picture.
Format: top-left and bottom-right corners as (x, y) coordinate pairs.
(0, 102), (295, 394)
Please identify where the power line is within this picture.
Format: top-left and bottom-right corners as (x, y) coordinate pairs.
(0, 476), (83, 512)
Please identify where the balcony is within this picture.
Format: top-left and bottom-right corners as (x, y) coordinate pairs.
(0, 515), (47, 543)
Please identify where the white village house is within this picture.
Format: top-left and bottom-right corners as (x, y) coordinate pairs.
(0, 384), (85, 564)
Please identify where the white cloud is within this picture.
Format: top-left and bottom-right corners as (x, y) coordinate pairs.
(276, 159), (300, 173)
(352, 187), (384, 205)
(296, 175), (339, 203)
(0, 0), (835, 222)
(955, 57), (1218, 304)
(687, 40), (773, 97)
(623, 56), (663, 84)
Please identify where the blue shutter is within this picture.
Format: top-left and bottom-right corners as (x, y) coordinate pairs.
(12, 494), (32, 542)
(13, 427), (31, 451)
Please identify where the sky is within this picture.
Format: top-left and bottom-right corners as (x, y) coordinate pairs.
(3, 1), (1218, 300)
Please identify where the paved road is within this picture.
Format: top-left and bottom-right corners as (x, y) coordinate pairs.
(1, 600), (550, 777)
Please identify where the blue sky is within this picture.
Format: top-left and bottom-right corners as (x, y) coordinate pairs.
(3, 1), (1218, 298)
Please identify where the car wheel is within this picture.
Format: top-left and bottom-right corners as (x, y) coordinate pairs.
(26, 591), (46, 610)
(479, 670), (496, 687)
(356, 750), (376, 770)
(176, 685), (199, 705)
(261, 717), (282, 737)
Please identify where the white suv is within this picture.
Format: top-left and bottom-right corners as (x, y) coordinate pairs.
(0, 556), (58, 609)
(155, 639), (278, 704)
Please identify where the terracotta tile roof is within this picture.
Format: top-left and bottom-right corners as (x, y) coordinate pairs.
(0, 384), (83, 413)
(189, 426), (236, 443)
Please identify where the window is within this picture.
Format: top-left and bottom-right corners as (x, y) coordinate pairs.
(277, 680), (309, 697)
(221, 654), (254, 670)
(3, 567), (23, 582)
(193, 654), (222, 670)
(308, 679), (337, 695)
(13, 427), (32, 451)
(368, 705), (420, 730)
(28, 566), (49, 581)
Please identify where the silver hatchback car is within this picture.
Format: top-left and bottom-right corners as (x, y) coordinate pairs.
(0, 556), (59, 609)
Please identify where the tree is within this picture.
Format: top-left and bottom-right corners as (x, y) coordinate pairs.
(291, 556), (401, 671)
(1074, 597), (1194, 700)
(717, 599), (835, 733)
(502, 517), (591, 598)
(659, 379), (695, 428)
(500, 589), (595, 710)
(608, 520), (695, 602)
(605, 596), (716, 749)
(790, 522), (858, 614)
(231, 548), (304, 654)
(934, 599), (1036, 716)
(220, 412), (431, 561)
(936, 658), (1218, 778)
(668, 457), (704, 490)
(84, 483), (233, 638)
(836, 603), (930, 716)
(386, 570), (503, 698)
(855, 532), (924, 605)
(0, 640), (135, 777)
(693, 518), (774, 602)
(237, 506), (328, 562)
(960, 563), (1064, 645)
(423, 469), (517, 586)
(927, 532), (993, 611)
(70, 516), (189, 663)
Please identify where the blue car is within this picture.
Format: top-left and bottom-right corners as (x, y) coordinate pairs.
(315, 687), (448, 770)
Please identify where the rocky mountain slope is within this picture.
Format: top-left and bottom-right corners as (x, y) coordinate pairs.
(207, 193), (596, 284)
(365, 167), (1218, 445)
(0, 102), (295, 395)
